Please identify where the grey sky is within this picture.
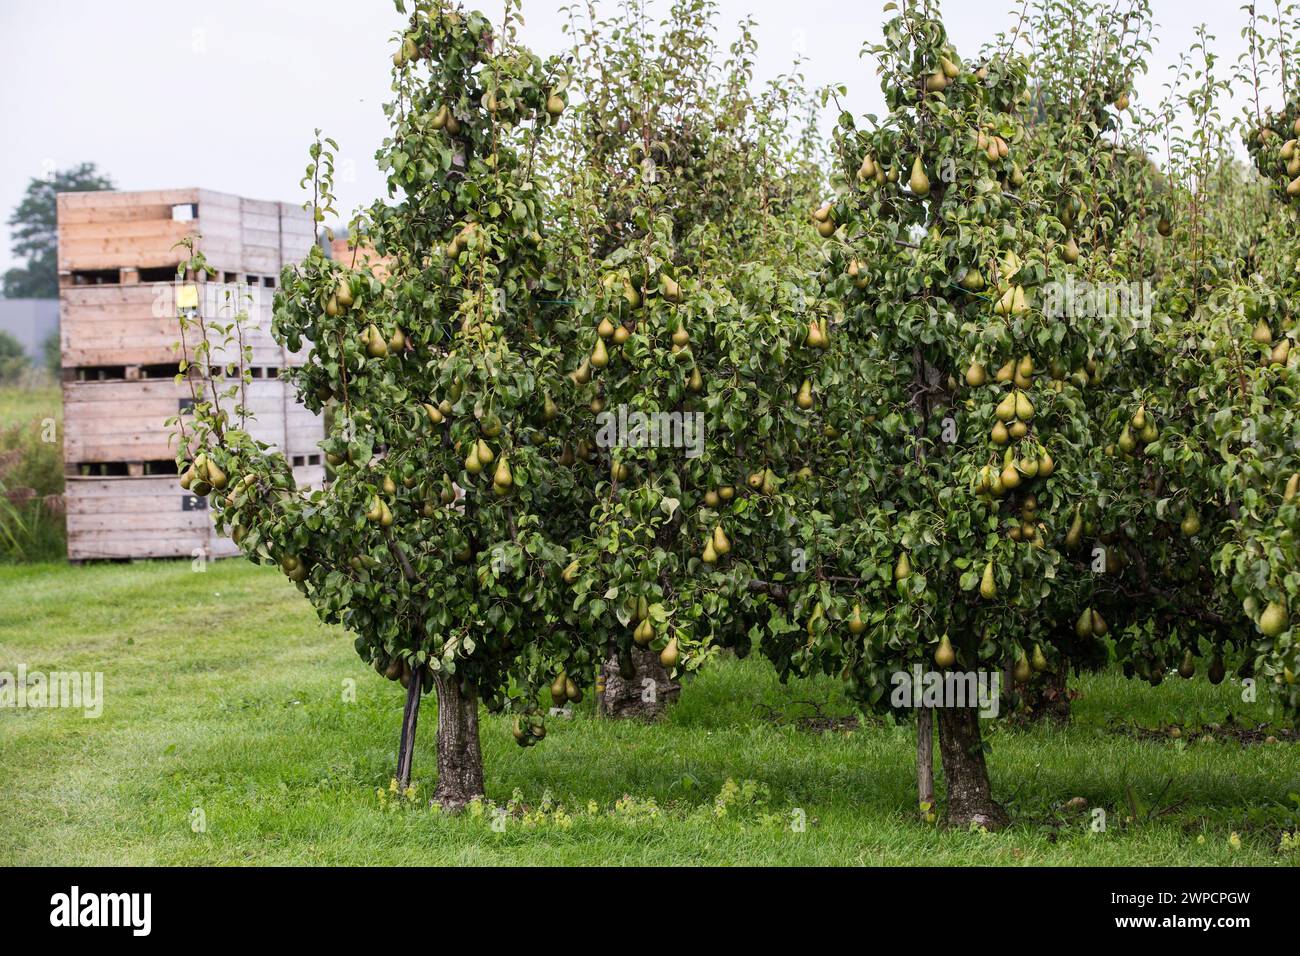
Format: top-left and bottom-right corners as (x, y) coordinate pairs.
(0, 0), (1268, 275)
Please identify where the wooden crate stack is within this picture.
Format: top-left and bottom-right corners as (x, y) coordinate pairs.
(57, 188), (324, 561)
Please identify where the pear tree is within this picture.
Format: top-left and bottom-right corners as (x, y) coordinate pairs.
(173, 0), (601, 810)
(1099, 14), (1300, 708)
(544, 0), (828, 717)
(757, 0), (1134, 828)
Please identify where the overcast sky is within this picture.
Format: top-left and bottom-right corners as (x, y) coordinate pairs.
(0, 0), (1269, 277)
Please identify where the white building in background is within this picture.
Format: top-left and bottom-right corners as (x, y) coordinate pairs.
(0, 298), (59, 362)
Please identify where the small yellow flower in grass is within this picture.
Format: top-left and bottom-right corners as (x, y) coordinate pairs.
(1196, 834), (1206, 845)
(586, 800), (599, 815)
(1228, 832), (1242, 851)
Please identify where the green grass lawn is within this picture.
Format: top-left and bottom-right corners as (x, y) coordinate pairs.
(1, 559), (1297, 865)
(0, 385), (61, 430)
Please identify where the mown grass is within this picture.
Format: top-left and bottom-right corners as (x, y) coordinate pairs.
(1, 559), (1297, 866)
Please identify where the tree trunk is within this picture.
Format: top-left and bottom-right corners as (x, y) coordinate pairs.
(395, 662), (426, 791)
(935, 705), (1008, 830)
(597, 644), (680, 720)
(916, 704), (935, 819)
(431, 672), (485, 812)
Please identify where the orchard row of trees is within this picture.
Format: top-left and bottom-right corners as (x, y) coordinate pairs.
(171, 0), (1298, 826)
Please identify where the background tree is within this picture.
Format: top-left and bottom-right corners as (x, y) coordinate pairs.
(0, 330), (31, 383)
(4, 163), (113, 298)
(547, 0), (826, 718)
(996, 0), (1156, 721)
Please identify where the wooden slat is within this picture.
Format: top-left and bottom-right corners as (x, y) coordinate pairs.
(65, 471), (315, 560)
(58, 189), (199, 210)
(59, 279), (290, 368)
(62, 379), (322, 463)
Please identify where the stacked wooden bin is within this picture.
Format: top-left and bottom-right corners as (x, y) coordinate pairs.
(57, 188), (324, 561)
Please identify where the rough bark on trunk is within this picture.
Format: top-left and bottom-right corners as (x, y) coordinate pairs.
(395, 662), (426, 790)
(431, 672), (485, 812)
(597, 644), (680, 720)
(936, 705), (1009, 830)
(916, 704), (935, 819)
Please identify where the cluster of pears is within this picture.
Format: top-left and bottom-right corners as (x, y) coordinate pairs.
(426, 102), (463, 135)
(462, 432), (513, 495)
(1057, 194), (1086, 230)
(976, 353), (1099, 397)
(549, 669), (583, 707)
(512, 711), (547, 747)
(1113, 404), (1158, 456)
(361, 323), (404, 359)
(365, 481), (395, 526)
(588, 272), (688, 371)
(973, 127), (1017, 178)
(1269, 126), (1300, 197)
(373, 651), (419, 690)
(974, 447), (1049, 498)
(600, 268), (683, 311)
(279, 553), (309, 584)
(630, 596), (655, 646)
(989, 251), (1029, 316)
(701, 485), (736, 508)
(179, 453), (228, 497)
(846, 258), (869, 290)
(421, 396), (453, 426)
(855, 151), (931, 196)
(1073, 606), (1109, 639)
(1011, 643), (1050, 683)
(856, 152), (894, 188)
(970, 355), (1056, 498)
(325, 274), (398, 359)
(923, 49), (961, 92)
(746, 467), (780, 496)
(811, 202), (837, 237)
(1006, 493), (1048, 545)
(700, 521), (731, 564)
(392, 33), (420, 67)
(323, 275), (355, 318)
(627, 595), (679, 669)
(1250, 319), (1292, 367)
(445, 221), (478, 261)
